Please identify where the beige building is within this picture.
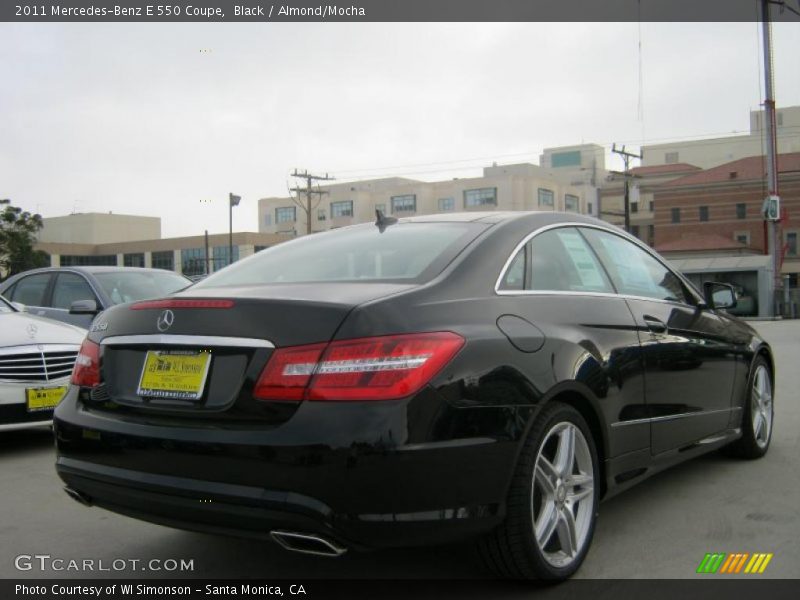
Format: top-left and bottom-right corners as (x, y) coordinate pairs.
(38, 212), (161, 245)
(259, 157), (600, 237)
(642, 105), (800, 170)
(36, 213), (285, 276)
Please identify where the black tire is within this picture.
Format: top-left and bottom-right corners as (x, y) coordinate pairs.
(478, 402), (600, 580)
(725, 355), (774, 459)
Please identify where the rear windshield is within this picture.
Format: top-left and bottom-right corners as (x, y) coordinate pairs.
(196, 222), (486, 287)
(95, 271), (191, 304)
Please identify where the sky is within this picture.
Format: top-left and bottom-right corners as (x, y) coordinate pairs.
(2, 21), (800, 238)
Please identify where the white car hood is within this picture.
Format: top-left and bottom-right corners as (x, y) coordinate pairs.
(1, 313), (86, 348)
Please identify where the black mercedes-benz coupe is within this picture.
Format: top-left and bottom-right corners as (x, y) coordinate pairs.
(54, 211), (774, 580)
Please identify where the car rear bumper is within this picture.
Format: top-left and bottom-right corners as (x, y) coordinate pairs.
(53, 388), (518, 550)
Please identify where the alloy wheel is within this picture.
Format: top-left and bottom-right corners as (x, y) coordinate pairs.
(531, 421), (595, 568)
(751, 364), (773, 449)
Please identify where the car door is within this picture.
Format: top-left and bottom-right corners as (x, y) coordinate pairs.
(497, 226), (648, 460)
(580, 227), (738, 455)
(7, 272), (54, 317)
(48, 272), (101, 328)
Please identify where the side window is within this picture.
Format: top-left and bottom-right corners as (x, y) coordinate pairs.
(582, 228), (689, 303)
(529, 228), (613, 293)
(499, 227), (613, 293)
(9, 273), (51, 306)
(500, 247), (526, 290)
(51, 273), (97, 309)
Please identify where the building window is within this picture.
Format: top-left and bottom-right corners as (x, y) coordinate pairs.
(317, 208), (327, 221)
(275, 206), (296, 224)
(537, 188), (554, 208)
(375, 203), (386, 214)
(786, 232), (798, 257)
(699, 206), (709, 222)
(777, 112), (784, 127)
(60, 255), (117, 267)
(151, 251), (174, 271)
(565, 194), (580, 212)
(736, 203), (746, 219)
(551, 150), (582, 168)
(464, 188), (497, 208)
(734, 232), (751, 246)
(649, 201), (654, 212)
(671, 208), (681, 223)
(648, 225), (655, 245)
(264, 214), (272, 227)
(438, 197), (455, 211)
(123, 253), (144, 267)
(254, 245), (269, 253)
(630, 202), (639, 214)
(587, 202), (593, 214)
(181, 247), (206, 277)
(213, 245), (240, 269)
(391, 195), (416, 213)
(330, 200), (353, 218)
(631, 225), (640, 238)
(665, 151), (679, 164)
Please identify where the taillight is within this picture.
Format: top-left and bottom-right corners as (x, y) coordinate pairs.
(71, 338), (101, 388)
(254, 332), (464, 402)
(253, 343), (327, 401)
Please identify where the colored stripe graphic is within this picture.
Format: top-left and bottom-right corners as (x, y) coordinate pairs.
(698, 552), (772, 574)
(744, 553), (774, 574)
(697, 553), (726, 573)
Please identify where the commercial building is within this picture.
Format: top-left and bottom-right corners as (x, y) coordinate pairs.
(599, 163), (702, 247)
(258, 148), (605, 237)
(651, 152), (800, 316)
(35, 213), (285, 276)
(641, 106), (800, 170)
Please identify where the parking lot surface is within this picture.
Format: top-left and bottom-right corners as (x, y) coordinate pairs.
(1, 320), (797, 579)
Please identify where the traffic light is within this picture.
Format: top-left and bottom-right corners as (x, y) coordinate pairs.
(763, 195), (780, 221)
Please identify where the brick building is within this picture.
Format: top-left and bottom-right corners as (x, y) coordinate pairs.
(653, 153), (800, 286)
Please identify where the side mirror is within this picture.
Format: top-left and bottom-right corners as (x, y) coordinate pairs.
(11, 302), (27, 312)
(703, 282), (737, 310)
(69, 299), (99, 315)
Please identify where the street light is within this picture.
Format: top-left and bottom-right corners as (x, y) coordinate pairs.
(229, 193), (241, 267)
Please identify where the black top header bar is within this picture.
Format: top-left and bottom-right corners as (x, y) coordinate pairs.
(4, 0), (800, 23)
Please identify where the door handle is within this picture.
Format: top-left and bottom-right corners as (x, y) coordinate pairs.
(643, 314), (667, 334)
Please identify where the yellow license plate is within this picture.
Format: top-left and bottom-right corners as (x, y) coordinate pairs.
(26, 386), (68, 412)
(137, 351), (212, 400)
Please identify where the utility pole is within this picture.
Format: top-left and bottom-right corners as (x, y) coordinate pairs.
(290, 169), (335, 235)
(761, 0), (782, 317)
(229, 193), (241, 267)
(612, 144), (642, 234)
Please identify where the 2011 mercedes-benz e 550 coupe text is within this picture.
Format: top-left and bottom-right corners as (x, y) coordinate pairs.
(54, 211), (774, 580)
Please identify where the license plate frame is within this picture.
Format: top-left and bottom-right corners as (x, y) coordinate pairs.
(26, 386), (68, 412)
(136, 350), (212, 401)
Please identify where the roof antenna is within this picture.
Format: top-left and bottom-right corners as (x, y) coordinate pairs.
(375, 209), (397, 233)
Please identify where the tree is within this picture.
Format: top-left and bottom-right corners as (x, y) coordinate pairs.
(0, 199), (50, 279)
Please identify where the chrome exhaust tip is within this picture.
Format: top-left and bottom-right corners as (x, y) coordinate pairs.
(270, 530), (347, 557)
(64, 486), (93, 507)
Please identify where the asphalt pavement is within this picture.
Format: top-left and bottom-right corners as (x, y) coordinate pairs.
(1, 320), (797, 579)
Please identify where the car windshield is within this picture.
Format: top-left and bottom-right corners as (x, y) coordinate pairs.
(196, 222), (486, 287)
(94, 271), (192, 304)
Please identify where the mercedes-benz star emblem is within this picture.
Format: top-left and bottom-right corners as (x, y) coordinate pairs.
(26, 323), (38, 339)
(156, 309), (175, 332)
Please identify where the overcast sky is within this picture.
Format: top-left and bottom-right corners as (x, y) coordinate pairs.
(2, 22), (799, 238)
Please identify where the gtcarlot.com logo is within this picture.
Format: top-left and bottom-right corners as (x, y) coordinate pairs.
(696, 552), (774, 574)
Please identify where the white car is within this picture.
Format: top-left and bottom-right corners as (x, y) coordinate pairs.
(0, 295), (86, 432)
